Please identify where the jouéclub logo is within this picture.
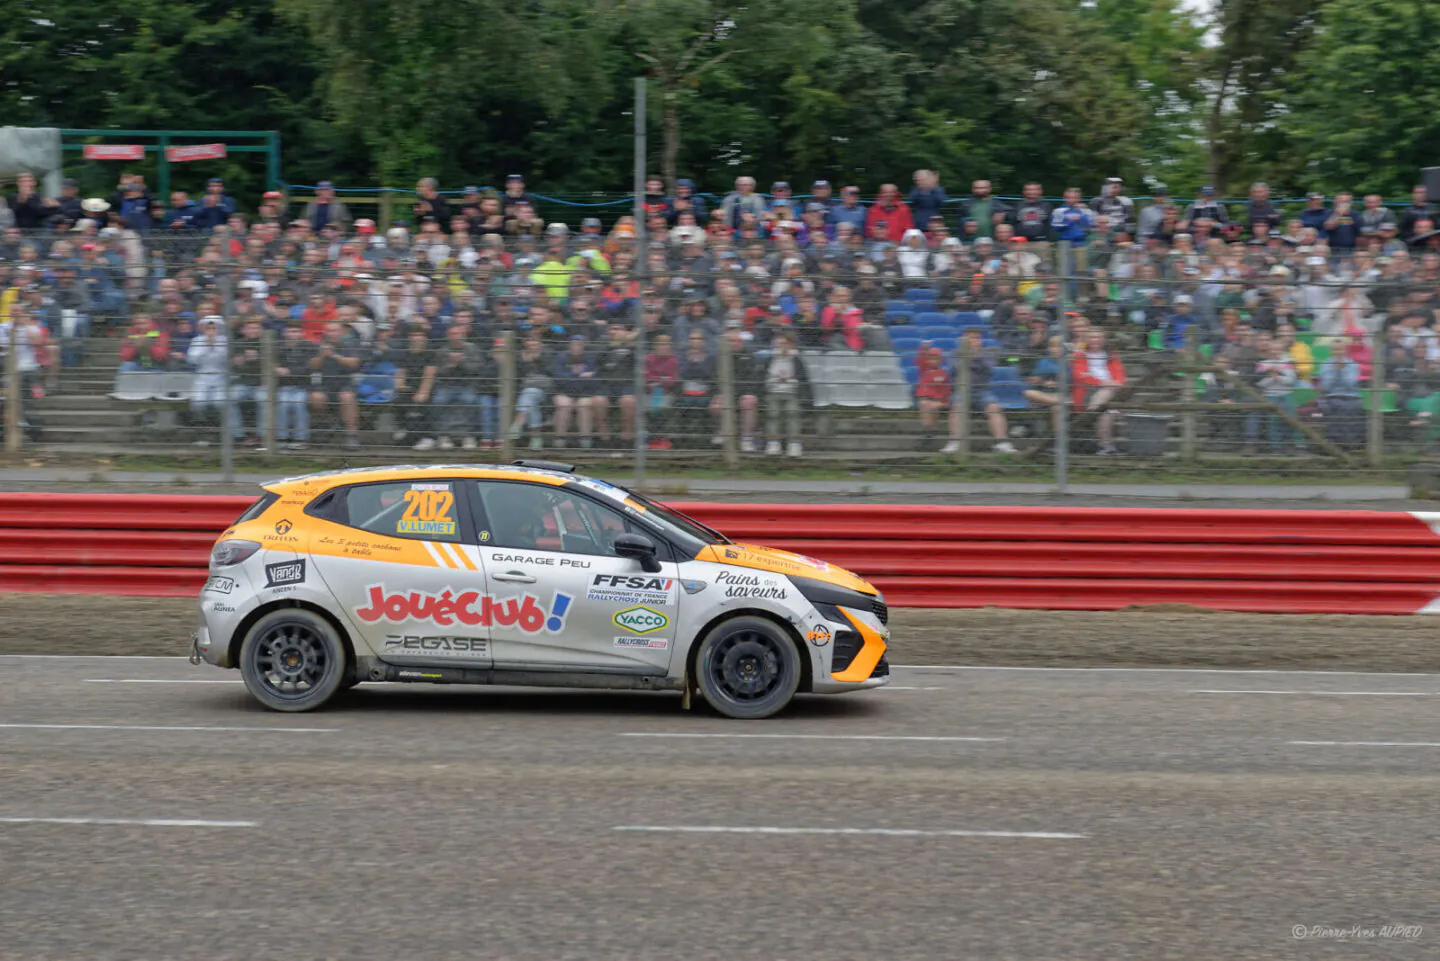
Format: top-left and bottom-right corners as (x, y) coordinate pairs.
(355, 586), (573, 634)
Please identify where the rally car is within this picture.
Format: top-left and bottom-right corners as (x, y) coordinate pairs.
(193, 461), (890, 719)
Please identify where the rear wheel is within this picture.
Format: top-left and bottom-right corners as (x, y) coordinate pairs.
(694, 616), (802, 719)
(239, 609), (347, 712)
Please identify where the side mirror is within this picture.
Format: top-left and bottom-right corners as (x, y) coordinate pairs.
(613, 533), (661, 573)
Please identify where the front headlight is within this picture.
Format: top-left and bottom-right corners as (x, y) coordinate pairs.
(787, 575), (878, 614)
(210, 539), (261, 568)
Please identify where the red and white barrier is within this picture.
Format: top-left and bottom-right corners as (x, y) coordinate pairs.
(2, 493), (1438, 613)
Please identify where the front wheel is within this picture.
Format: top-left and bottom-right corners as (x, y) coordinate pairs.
(239, 609), (348, 712)
(694, 616), (802, 719)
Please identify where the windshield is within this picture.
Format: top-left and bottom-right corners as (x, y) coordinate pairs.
(565, 477), (727, 552)
(626, 491), (729, 546)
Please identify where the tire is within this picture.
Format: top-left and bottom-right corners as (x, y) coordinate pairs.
(238, 609), (348, 712)
(694, 616), (802, 720)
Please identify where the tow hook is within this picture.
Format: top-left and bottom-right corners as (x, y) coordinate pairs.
(188, 632), (202, 666)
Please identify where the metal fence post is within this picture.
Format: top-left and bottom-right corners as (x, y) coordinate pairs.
(631, 76), (649, 487)
(1368, 325), (1387, 468)
(1055, 241), (1071, 491)
(261, 327), (277, 461)
(219, 263), (234, 482)
(5, 320), (19, 454)
(499, 330), (516, 462)
(717, 332), (738, 469)
(1181, 324), (1198, 462)
(955, 338), (972, 462)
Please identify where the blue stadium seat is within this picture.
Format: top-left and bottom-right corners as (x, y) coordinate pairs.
(913, 311), (948, 329)
(885, 300), (915, 316)
(899, 359), (920, 386)
(889, 336), (923, 354)
(988, 366), (1029, 410)
(904, 287), (937, 303)
(919, 326), (953, 342)
(953, 311), (985, 330)
(888, 325), (921, 339)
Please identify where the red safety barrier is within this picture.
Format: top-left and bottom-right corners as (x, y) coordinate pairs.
(1, 493), (1439, 613)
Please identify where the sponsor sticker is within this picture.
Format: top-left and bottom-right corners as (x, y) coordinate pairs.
(274, 519), (293, 535)
(264, 559), (306, 588)
(356, 586), (573, 634)
(614, 635), (669, 650)
(805, 626), (832, 647)
(586, 573), (674, 606)
(202, 575), (234, 594)
(383, 635), (488, 655)
(396, 487), (456, 536)
(613, 606), (669, 635)
(211, 601), (237, 614)
(715, 570), (788, 600)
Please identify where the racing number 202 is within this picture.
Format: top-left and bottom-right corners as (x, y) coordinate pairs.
(397, 488), (457, 536)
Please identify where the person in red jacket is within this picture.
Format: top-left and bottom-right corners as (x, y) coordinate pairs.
(865, 183), (915, 239)
(914, 343), (951, 443)
(1070, 327), (1126, 454)
(118, 313), (170, 371)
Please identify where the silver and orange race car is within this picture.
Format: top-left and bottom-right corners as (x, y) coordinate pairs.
(194, 461), (890, 718)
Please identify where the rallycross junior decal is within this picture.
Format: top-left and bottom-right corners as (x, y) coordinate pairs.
(355, 586), (573, 634)
(613, 635), (669, 650)
(586, 574), (674, 606)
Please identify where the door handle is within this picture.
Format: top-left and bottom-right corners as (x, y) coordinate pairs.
(492, 570), (536, 584)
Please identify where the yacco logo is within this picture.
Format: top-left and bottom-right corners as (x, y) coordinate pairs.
(355, 586), (573, 635)
(613, 606), (669, 635)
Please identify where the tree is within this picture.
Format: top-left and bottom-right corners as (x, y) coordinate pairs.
(1085, 0), (1208, 187)
(0, 0), (323, 196)
(1203, 0), (1326, 194)
(1284, 0), (1440, 197)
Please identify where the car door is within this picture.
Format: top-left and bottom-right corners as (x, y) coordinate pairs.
(307, 477), (493, 667)
(468, 480), (679, 675)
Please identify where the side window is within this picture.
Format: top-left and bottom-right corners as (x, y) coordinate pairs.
(474, 482), (648, 557)
(337, 480), (462, 542)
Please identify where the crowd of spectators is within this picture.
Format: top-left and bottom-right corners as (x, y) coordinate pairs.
(6, 166), (1440, 455)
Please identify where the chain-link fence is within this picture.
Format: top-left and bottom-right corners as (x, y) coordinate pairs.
(2, 227), (1438, 484)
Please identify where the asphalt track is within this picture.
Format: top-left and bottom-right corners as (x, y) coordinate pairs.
(2, 656), (1437, 960)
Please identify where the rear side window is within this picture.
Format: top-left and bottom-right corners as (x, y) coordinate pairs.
(236, 492), (279, 524)
(335, 480), (463, 542)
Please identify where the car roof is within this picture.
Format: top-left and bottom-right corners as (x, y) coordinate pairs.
(261, 464), (579, 495)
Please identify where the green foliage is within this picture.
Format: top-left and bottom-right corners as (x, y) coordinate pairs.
(2, 0), (1435, 201)
(1284, 0), (1440, 197)
(0, 0), (322, 195)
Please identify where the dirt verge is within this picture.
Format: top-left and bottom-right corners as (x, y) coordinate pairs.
(3, 594), (1435, 672)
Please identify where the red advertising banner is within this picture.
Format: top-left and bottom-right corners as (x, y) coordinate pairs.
(164, 143), (227, 163)
(82, 144), (145, 161)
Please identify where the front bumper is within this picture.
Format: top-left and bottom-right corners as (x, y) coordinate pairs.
(809, 604), (890, 693)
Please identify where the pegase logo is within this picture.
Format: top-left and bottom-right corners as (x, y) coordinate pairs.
(613, 606), (668, 635)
